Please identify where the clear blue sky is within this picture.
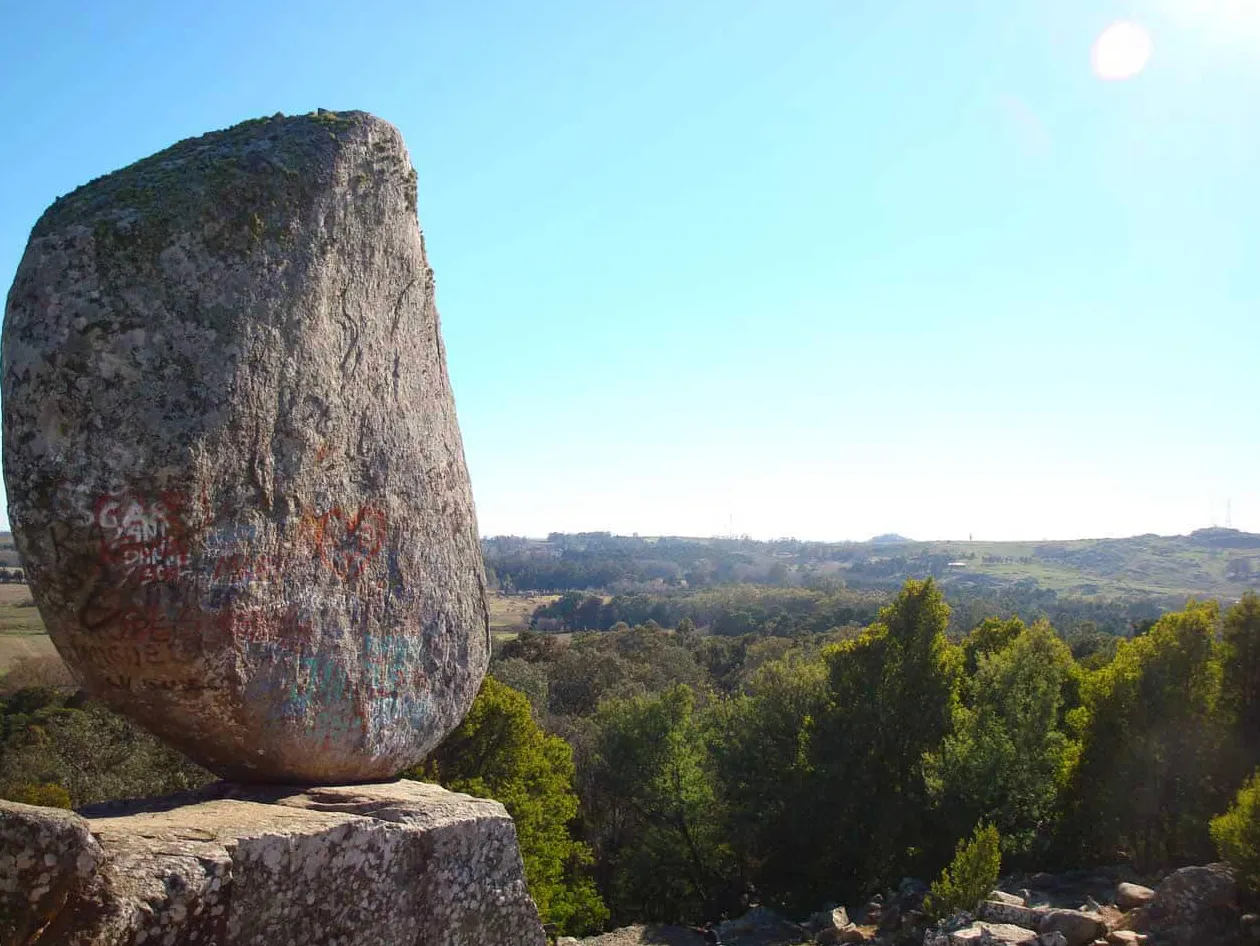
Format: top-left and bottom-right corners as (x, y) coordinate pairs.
(2, 0), (1257, 541)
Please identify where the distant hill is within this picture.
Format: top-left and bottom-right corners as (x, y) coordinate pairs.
(483, 529), (1260, 600)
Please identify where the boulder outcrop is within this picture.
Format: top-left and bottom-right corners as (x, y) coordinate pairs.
(0, 779), (545, 946)
(1128, 863), (1239, 946)
(2, 110), (487, 782)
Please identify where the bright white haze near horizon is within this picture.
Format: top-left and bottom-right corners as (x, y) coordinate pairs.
(1, 0), (1258, 543)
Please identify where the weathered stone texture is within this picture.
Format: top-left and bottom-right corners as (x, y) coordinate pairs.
(0, 779), (546, 946)
(2, 110), (488, 781)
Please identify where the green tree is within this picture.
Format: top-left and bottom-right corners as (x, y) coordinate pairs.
(928, 622), (1080, 863)
(588, 685), (735, 924)
(1222, 593), (1260, 767)
(1211, 769), (1260, 895)
(925, 823), (1002, 921)
(410, 677), (607, 935)
(960, 617), (1024, 675)
(809, 579), (963, 904)
(1061, 602), (1227, 867)
(709, 654), (828, 914)
(489, 658), (550, 716)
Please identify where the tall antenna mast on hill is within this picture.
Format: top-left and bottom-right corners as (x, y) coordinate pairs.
(1227, 499), (1233, 529)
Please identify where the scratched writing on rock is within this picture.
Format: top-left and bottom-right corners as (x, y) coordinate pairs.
(82, 491), (395, 668)
(94, 491), (192, 585)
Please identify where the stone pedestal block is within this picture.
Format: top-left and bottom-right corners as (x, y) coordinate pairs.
(0, 779), (545, 946)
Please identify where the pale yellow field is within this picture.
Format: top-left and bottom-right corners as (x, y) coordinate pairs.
(0, 633), (60, 671)
(0, 584), (35, 605)
(0, 585), (54, 672)
(488, 592), (556, 635)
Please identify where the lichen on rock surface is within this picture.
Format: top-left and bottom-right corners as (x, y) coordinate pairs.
(0, 779), (546, 946)
(2, 110), (489, 782)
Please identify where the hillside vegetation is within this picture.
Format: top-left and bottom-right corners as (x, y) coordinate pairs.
(484, 528), (1260, 600)
(6, 574), (1260, 937)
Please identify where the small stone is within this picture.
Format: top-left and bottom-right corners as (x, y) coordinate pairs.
(1106, 931), (1143, 946)
(1114, 884), (1154, 911)
(1038, 909), (1107, 946)
(991, 891), (1028, 906)
(950, 922), (1039, 946)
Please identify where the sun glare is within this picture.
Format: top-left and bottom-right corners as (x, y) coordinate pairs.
(1091, 20), (1154, 81)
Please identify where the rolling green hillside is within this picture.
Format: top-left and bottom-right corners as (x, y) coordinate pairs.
(485, 527), (1260, 600)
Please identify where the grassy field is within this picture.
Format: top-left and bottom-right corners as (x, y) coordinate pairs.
(0, 585), (57, 672)
(911, 534), (1255, 598)
(488, 592), (557, 638)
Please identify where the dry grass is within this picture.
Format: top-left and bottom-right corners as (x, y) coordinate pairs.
(0, 584), (34, 605)
(0, 654), (74, 693)
(488, 592), (557, 633)
(0, 635), (59, 673)
(0, 584), (54, 672)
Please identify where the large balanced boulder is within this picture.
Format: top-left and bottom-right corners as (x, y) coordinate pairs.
(0, 779), (545, 946)
(1, 110), (488, 781)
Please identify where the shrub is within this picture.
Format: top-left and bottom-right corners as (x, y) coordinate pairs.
(925, 823), (1002, 920)
(3, 782), (72, 808)
(1211, 770), (1260, 894)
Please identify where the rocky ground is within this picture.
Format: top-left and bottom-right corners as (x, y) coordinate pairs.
(564, 863), (1258, 946)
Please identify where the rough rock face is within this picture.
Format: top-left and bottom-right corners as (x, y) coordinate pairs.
(1132, 863), (1239, 946)
(0, 779), (545, 946)
(1036, 909), (1106, 946)
(2, 111), (488, 781)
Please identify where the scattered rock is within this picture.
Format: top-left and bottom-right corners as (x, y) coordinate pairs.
(1105, 932), (1144, 946)
(818, 926), (868, 945)
(714, 907), (806, 946)
(807, 906), (852, 935)
(1114, 884), (1154, 911)
(0, 779), (544, 946)
(951, 922), (1040, 946)
(811, 905), (861, 944)
(1093, 906), (1124, 934)
(878, 904), (902, 933)
(991, 892), (1028, 907)
(1037, 909), (1107, 946)
(577, 927), (707, 946)
(1039, 934), (1067, 946)
(2, 110), (488, 783)
(978, 900), (1044, 930)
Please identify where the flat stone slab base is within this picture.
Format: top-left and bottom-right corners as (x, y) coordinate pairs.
(0, 779), (545, 946)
